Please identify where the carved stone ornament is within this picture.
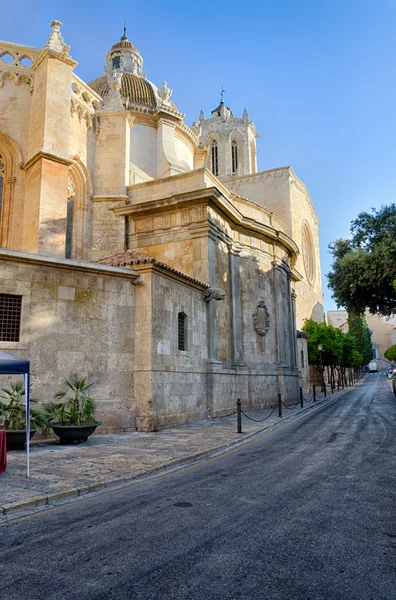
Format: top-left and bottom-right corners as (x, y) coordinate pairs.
(46, 20), (70, 57)
(101, 71), (124, 112)
(158, 81), (172, 104)
(203, 288), (226, 302)
(253, 301), (270, 336)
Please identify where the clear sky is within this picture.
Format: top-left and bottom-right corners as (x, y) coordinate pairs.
(2, 0), (396, 311)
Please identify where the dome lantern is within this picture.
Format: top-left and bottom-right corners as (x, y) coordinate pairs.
(103, 29), (143, 77)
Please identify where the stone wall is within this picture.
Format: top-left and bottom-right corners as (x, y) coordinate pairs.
(148, 268), (208, 428)
(289, 177), (323, 328)
(0, 251), (137, 432)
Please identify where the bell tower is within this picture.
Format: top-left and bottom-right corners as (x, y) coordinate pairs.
(193, 91), (259, 180)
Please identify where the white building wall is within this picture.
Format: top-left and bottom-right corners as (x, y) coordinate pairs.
(130, 123), (157, 180)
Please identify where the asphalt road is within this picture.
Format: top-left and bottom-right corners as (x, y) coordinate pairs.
(2, 375), (396, 600)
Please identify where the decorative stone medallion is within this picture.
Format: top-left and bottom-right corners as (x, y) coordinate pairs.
(253, 301), (270, 336)
(301, 222), (315, 285)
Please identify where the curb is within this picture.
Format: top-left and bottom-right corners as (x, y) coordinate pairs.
(0, 381), (363, 518)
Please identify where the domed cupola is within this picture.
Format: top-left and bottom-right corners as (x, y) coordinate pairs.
(88, 28), (159, 110)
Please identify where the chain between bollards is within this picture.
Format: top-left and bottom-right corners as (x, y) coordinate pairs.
(237, 398), (242, 433)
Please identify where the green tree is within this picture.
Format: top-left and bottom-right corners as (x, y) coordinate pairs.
(347, 312), (372, 365)
(302, 319), (344, 384)
(384, 345), (396, 362)
(328, 205), (396, 315)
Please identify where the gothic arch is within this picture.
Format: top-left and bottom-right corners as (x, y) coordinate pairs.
(229, 130), (245, 176)
(68, 157), (93, 260)
(0, 131), (23, 248)
(208, 135), (219, 177)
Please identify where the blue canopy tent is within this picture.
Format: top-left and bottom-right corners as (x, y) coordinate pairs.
(0, 351), (31, 477)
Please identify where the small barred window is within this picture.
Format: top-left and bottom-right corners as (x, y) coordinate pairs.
(0, 294), (22, 342)
(178, 312), (187, 351)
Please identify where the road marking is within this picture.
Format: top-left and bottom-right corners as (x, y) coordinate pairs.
(0, 388), (355, 528)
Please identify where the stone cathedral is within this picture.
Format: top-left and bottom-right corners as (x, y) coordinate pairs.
(0, 21), (323, 431)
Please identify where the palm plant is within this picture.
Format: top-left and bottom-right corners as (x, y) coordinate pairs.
(44, 375), (97, 426)
(0, 380), (45, 431)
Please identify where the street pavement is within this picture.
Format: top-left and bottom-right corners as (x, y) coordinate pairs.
(1, 374), (396, 599)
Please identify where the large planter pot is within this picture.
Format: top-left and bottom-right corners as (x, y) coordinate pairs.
(51, 422), (102, 444)
(6, 429), (36, 451)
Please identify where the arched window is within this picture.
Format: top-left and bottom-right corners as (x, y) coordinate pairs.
(178, 312), (187, 351)
(231, 140), (238, 176)
(0, 155), (4, 228)
(211, 141), (218, 177)
(112, 56), (120, 70)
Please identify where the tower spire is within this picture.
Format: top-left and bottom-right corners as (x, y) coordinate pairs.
(121, 20), (127, 40)
(220, 85), (225, 104)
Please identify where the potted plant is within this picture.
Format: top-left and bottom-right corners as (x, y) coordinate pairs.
(0, 380), (46, 451)
(44, 375), (101, 444)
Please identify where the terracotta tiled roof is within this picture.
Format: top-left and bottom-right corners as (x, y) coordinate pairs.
(88, 73), (157, 108)
(97, 251), (208, 288)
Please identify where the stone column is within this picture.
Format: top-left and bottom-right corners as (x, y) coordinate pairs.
(91, 74), (134, 260)
(290, 289), (298, 368)
(207, 236), (218, 361)
(24, 22), (77, 256)
(271, 259), (286, 366)
(133, 266), (155, 432)
(230, 243), (243, 365)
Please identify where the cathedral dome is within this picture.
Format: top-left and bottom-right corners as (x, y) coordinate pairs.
(88, 73), (157, 108)
(110, 38), (141, 55)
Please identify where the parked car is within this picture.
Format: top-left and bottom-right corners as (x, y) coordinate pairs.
(387, 368), (395, 379)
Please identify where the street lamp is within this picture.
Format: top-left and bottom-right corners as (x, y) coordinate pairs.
(318, 344), (324, 391)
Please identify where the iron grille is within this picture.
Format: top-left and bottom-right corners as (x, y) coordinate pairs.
(0, 294), (22, 342)
(178, 313), (186, 351)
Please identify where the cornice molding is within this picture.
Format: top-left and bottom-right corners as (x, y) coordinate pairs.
(22, 151), (72, 171)
(0, 249), (139, 279)
(116, 186), (299, 267)
(33, 47), (78, 71)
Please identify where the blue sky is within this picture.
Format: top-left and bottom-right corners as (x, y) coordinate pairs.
(2, 0), (396, 311)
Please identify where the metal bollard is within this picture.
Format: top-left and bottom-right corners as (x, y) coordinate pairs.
(337, 380), (340, 392)
(313, 385), (316, 403)
(331, 382), (334, 394)
(324, 384), (327, 398)
(278, 393), (282, 418)
(237, 398), (242, 434)
(300, 386), (304, 408)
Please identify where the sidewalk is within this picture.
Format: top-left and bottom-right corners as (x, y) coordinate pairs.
(0, 390), (345, 518)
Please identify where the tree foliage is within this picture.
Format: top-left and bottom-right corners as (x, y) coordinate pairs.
(328, 205), (396, 315)
(302, 319), (363, 371)
(384, 345), (396, 362)
(347, 312), (373, 365)
(302, 319), (343, 368)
